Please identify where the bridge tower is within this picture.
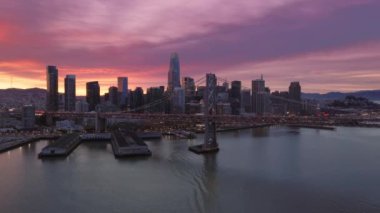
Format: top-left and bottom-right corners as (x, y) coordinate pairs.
(189, 73), (219, 154)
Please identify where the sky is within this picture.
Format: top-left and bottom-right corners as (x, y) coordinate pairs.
(0, 0), (379, 95)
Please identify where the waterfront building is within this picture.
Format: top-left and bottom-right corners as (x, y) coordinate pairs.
(46, 65), (59, 111)
(22, 105), (35, 129)
(86, 81), (100, 111)
(167, 53), (181, 92)
(64, 75), (76, 111)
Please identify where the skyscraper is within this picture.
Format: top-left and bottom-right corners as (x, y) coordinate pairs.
(289, 81), (302, 114)
(241, 89), (252, 113)
(86, 81), (100, 111)
(172, 87), (185, 114)
(64, 75), (76, 111)
(182, 77), (195, 102)
(230, 81), (241, 115)
(252, 75), (267, 115)
(167, 53), (181, 92)
(117, 77), (128, 108)
(146, 87), (165, 113)
(131, 87), (144, 113)
(108, 86), (119, 106)
(46, 65), (58, 111)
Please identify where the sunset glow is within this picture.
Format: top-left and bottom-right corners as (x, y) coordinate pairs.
(0, 0), (379, 95)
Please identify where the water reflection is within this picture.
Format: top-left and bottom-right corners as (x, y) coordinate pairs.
(252, 127), (270, 137)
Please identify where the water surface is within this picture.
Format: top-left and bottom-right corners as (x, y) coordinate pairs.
(0, 127), (380, 213)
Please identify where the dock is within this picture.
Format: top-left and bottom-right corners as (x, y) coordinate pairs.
(137, 132), (162, 140)
(0, 135), (59, 154)
(38, 133), (81, 158)
(111, 130), (151, 158)
(287, 124), (336, 130)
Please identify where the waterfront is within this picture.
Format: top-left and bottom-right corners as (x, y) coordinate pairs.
(0, 127), (380, 212)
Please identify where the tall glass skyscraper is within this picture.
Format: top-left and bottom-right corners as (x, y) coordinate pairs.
(117, 77), (128, 108)
(46, 65), (59, 111)
(86, 81), (100, 111)
(289, 81), (302, 114)
(167, 53), (181, 92)
(252, 75), (267, 115)
(64, 75), (76, 111)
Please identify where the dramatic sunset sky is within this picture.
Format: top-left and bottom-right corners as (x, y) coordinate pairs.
(0, 0), (379, 95)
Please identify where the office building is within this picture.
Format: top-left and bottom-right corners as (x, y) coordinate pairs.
(108, 86), (119, 106)
(46, 65), (59, 111)
(171, 87), (185, 114)
(64, 75), (76, 111)
(75, 100), (89, 113)
(86, 81), (100, 111)
(241, 89), (252, 113)
(230, 81), (241, 115)
(289, 81), (302, 114)
(22, 105), (35, 129)
(252, 75), (267, 115)
(167, 53), (181, 92)
(117, 77), (128, 108)
(182, 77), (195, 102)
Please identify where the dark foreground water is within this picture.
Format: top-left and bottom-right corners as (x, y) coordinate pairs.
(1, 127), (380, 213)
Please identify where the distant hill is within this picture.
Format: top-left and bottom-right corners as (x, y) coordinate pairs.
(0, 88), (46, 110)
(302, 90), (380, 101)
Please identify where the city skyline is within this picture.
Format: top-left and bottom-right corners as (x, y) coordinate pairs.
(1, 0), (380, 95)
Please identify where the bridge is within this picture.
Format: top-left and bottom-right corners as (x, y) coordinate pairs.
(44, 73), (380, 154)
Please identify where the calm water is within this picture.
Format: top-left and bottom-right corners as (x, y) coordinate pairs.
(1, 127), (380, 213)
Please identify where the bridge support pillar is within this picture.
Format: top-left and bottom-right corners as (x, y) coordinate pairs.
(189, 73), (219, 154)
(95, 112), (106, 133)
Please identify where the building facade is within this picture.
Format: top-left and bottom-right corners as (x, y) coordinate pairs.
(64, 75), (76, 111)
(167, 53), (181, 92)
(86, 81), (100, 111)
(46, 65), (59, 111)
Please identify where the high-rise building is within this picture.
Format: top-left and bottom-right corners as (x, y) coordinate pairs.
(64, 75), (76, 111)
(230, 81), (241, 115)
(289, 81), (302, 114)
(75, 100), (89, 112)
(241, 89), (252, 113)
(117, 77), (128, 108)
(46, 65), (59, 111)
(108, 86), (119, 106)
(182, 77), (195, 102)
(172, 87), (185, 114)
(252, 75), (267, 115)
(131, 87), (144, 113)
(22, 105), (35, 129)
(167, 53), (181, 92)
(86, 81), (100, 111)
(146, 87), (165, 113)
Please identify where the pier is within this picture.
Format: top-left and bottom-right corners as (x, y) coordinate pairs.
(38, 133), (81, 158)
(111, 130), (152, 157)
(287, 124), (336, 130)
(0, 134), (59, 153)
